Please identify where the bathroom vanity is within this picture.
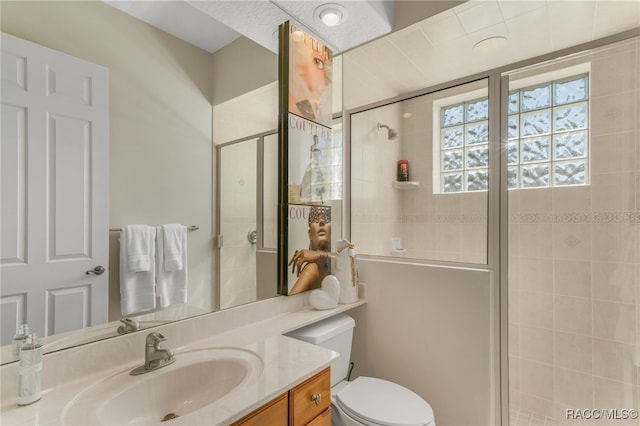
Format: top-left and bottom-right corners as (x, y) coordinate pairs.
(232, 368), (331, 425)
(0, 296), (364, 425)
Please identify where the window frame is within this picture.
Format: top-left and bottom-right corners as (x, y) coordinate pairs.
(433, 63), (591, 194)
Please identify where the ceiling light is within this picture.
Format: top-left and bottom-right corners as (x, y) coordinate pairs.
(473, 36), (508, 53)
(402, 112), (412, 119)
(314, 4), (347, 27)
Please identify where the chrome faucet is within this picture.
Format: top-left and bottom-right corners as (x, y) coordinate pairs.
(130, 332), (175, 375)
(117, 318), (140, 334)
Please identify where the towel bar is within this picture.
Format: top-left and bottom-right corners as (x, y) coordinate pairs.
(109, 225), (199, 232)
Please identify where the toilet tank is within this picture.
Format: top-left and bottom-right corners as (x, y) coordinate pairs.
(286, 314), (355, 387)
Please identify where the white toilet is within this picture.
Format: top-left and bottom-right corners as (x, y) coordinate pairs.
(286, 314), (435, 426)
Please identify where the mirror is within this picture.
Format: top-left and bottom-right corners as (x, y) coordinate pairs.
(0, 0), (280, 363)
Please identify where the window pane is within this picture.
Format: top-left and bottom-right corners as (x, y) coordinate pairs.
(521, 137), (550, 163)
(466, 169), (489, 191)
(507, 166), (518, 189)
(521, 84), (551, 111)
(465, 121), (489, 144)
(442, 172), (463, 192)
(554, 102), (587, 132)
(554, 160), (586, 185)
(442, 149), (463, 171)
(441, 126), (464, 149)
(521, 110), (551, 137)
(508, 92), (519, 114)
(554, 130), (587, 159)
(508, 116), (519, 140)
(466, 98), (488, 122)
(466, 145), (489, 168)
(442, 104), (464, 127)
(507, 141), (519, 165)
(521, 164), (550, 188)
(554, 75), (588, 105)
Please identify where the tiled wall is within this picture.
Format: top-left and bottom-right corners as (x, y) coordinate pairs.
(508, 37), (639, 425)
(351, 81), (488, 264)
(350, 103), (404, 255)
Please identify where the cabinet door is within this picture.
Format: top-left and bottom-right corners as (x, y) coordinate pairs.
(231, 392), (288, 426)
(290, 368), (331, 426)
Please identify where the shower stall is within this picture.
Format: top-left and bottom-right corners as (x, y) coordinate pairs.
(347, 35), (639, 425)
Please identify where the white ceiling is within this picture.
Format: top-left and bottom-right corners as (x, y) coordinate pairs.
(104, 0), (395, 54)
(343, 0), (640, 107)
(104, 0), (638, 107)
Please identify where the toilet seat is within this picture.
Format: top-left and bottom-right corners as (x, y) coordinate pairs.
(335, 377), (434, 426)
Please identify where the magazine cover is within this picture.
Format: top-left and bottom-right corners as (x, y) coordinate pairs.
(286, 204), (331, 295)
(287, 23), (333, 127)
(287, 114), (332, 204)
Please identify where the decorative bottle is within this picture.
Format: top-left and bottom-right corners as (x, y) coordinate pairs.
(397, 160), (409, 181)
(18, 333), (43, 406)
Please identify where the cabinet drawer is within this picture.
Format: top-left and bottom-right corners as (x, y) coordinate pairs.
(290, 368), (331, 426)
(306, 407), (331, 426)
(231, 392), (288, 426)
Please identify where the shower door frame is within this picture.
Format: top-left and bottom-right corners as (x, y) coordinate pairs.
(497, 28), (640, 426)
(215, 130), (278, 311)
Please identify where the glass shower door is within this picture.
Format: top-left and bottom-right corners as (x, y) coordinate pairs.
(507, 36), (639, 425)
(218, 138), (258, 310)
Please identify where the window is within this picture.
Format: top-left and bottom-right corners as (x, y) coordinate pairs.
(437, 72), (590, 192)
(439, 97), (490, 192)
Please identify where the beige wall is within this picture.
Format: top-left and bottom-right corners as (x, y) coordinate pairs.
(350, 260), (494, 426)
(1, 1), (215, 319)
(211, 37), (278, 106)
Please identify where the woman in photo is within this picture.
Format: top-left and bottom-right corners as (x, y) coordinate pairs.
(288, 206), (331, 295)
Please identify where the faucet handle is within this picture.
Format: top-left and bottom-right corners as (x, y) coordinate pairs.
(145, 332), (166, 346)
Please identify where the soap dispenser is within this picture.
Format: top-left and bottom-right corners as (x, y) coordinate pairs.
(12, 324), (29, 357)
(18, 333), (43, 406)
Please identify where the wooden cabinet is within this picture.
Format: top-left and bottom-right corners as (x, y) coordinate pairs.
(232, 367), (331, 426)
(231, 392), (288, 426)
(290, 368), (331, 426)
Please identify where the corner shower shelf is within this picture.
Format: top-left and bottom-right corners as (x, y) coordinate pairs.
(393, 181), (420, 189)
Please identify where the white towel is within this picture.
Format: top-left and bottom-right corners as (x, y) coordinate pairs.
(124, 224), (154, 272)
(156, 225), (188, 308)
(119, 225), (156, 315)
(162, 224), (184, 272)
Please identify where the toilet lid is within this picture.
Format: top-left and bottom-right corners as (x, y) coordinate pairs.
(336, 377), (434, 426)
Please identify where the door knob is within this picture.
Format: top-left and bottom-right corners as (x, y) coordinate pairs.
(86, 266), (105, 275)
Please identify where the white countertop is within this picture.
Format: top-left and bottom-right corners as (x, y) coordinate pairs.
(0, 299), (366, 426)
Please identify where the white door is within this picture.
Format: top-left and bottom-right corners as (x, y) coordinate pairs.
(1, 33), (109, 344)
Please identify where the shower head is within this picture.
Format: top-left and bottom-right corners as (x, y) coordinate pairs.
(377, 122), (399, 140)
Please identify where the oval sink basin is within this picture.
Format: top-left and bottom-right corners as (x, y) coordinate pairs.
(62, 347), (263, 425)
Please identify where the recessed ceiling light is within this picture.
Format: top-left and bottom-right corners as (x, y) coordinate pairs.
(314, 3), (348, 27)
(402, 112), (412, 119)
(473, 36), (508, 53)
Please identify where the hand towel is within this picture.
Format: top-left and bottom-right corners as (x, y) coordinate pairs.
(124, 224), (154, 272)
(119, 225), (156, 315)
(162, 224), (184, 272)
(156, 225), (188, 308)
